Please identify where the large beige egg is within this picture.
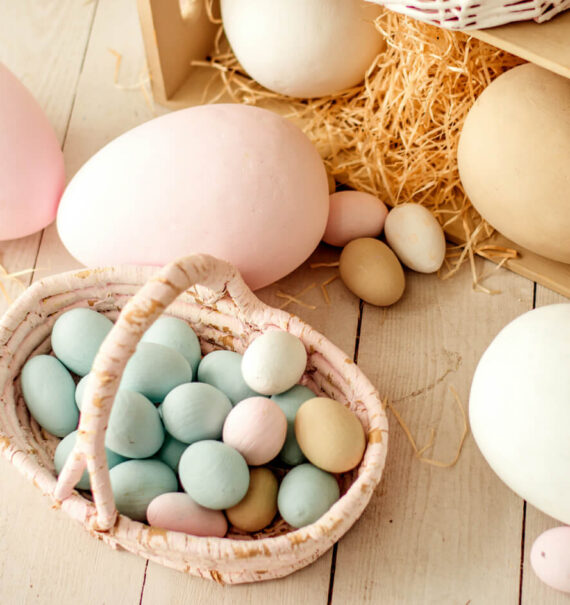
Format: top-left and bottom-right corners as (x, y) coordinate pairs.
(458, 63), (570, 263)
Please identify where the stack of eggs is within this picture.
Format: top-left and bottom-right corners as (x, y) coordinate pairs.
(21, 309), (366, 537)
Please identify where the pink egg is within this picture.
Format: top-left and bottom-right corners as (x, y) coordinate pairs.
(147, 492), (228, 537)
(0, 63), (64, 240)
(223, 396), (287, 465)
(530, 526), (570, 594)
(322, 190), (388, 247)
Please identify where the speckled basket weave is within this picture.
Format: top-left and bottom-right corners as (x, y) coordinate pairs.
(0, 254), (388, 584)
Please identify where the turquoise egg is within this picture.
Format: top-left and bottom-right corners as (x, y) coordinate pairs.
(54, 430), (126, 491)
(160, 382), (232, 444)
(141, 316), (202, 378)
(109, 459), (178, 521)
(21, 355), (79, 437)
(51, 308), (113, 376)
(105, 390), (164, 458)
(74, 373), (91, 410)
(197, 350), (259, 405)
(277, 463), (340, 528)
(272, 384), (314, 465)
(120, 342), (192, 403)
(155, 433), (188, 472)
(178, 440), (249, 510)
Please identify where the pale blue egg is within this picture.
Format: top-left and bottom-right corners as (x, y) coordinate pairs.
(51, 308), (113, 376)
(120, 342), (192, 403)
(272, 384), (314, 466)
(277, 463), (339, 528)
(155, 433), (188, 472)
(197, 350), (259, 405)
(178, 440), (249, 510)
(74, 373), (91, 410)
(141, 316), (202, 378)
(109, 459), (178, 521)
(21, 355), (79, 437)
(53, 430), (126, 491)
(160, 383), (232, 444)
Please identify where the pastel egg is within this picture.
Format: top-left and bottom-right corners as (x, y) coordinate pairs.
(21, 355), (78, 438)
(147, 492), (227, 537)
(384, 203), (446, 273)
(51, 308), (113, 376)
(160, 382), (232, 444)
(241, 331), (307, 395)
(197, 350), (259, 405)
(120, 342), (192, 403)
(155, 433), (188, 473)
(222, 397), (287, 466)
(530, 526), (570, 594)
(178, 440), (249, 510)
(74, 373), (91, 410)
(295, 397), (366, 473)
(277, 463), (340, 528)
(272, 384), (315, 466)
(323, 191), (388, 247)
(226, 467), (278, 532)
(56, 104), (329, 290)
(109, 459), (178, 521)
(339, 237), (405, 306)
(141, 317), (201, 378)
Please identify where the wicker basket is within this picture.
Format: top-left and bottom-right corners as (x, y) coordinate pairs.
(0, 254), (388, 584)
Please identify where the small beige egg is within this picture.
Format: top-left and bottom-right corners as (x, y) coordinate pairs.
(295, 397), (366, 473)
(225, 467), (278, 532)
(339, 237), (405, 306)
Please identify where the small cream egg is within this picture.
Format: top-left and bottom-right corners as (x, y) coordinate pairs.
(530, 526), (570, 594)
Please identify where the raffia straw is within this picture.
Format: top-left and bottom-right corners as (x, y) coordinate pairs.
(108, 48), (122, 84)
(0, 266), (38, 303)
(320, 274), (339, 305)
(276, 283), (317, 310)
(310, 262), (340, 269)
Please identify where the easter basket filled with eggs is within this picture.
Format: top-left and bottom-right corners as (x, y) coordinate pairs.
(0, 253), (388, 584)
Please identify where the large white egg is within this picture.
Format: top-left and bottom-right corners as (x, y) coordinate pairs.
(220, 0), (384, 98)
(469, 304), (570, 524)
(57, 104), (329, 289)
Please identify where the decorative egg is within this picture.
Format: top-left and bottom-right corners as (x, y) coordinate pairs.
(469, 304), (570, 525)
(0, 63), (64, 240)
(295, 397), (366, 473)
(222, 396), (287, 465)
(160, 382), (232, 444)
(241, 331), (307, 395)
(226, 467), (278, 532)
(323, 191), (388, 247)
(109, 459), (178, 522)
(197, 350), (259, 405)
(56, 104), (329, 290)
(530, 526), (570, 594)
(178, 440), (250, 510)
(384, 203), (446, 273)
(155, 433), (188, 473)
(51, 308), (113, 376)
(74, 373), (91, 410)
(277, 463), (340, 528)
(458, 63), (570, 263)
(21, 355), (78, 438)
(147, 492), (228, 537)
(220, 0), (384, 98)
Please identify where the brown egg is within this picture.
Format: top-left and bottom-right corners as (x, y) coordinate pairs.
(339, 237), (405, 306)
(295, 397), (366, 473)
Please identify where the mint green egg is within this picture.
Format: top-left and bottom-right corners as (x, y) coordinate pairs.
(74, 373), (91, 410)
(155, 433), (188, 472)
(277, 463), (339, 528)
(21, 355), (79, 437)
(51, 308), (113, 376)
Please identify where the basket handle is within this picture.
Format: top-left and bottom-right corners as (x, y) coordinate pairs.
(54, 253), (262, 530)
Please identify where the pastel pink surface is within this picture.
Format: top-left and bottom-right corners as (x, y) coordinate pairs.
(323, 190), (388, 247)
(530, 526), (570, 594)
(0, 63), (64, 240)
(56, 104), (329, 289)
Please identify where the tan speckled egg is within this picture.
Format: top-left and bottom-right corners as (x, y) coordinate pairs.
(339, 237), (405, 306)
(295, 397), (366, 473)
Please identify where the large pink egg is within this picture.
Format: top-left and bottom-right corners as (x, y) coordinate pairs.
(57, 104), (329, 289)
(0, 63), (64, 240)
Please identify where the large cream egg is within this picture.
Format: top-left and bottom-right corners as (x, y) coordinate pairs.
(57, 104), (329, 289)
(458, 63), (570, 263)
(220, 0), (385, 98)
(469, 304), (570, 525)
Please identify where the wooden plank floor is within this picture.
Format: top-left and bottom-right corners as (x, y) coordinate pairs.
(0, 2), (568, 603)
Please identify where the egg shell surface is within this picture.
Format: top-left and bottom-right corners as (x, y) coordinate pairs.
(530, 526), (570, 594)
(0, 63), (64, 240)
(74, 373), (91, 410)
(56, 104), (329, 290)
(469, 304), (570, 525)
(155, 433), (188, 473)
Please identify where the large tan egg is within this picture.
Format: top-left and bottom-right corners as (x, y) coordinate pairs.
(458, 63), (570, 263)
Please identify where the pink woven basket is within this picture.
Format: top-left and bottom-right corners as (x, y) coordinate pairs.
(0, 254), (388, 584)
